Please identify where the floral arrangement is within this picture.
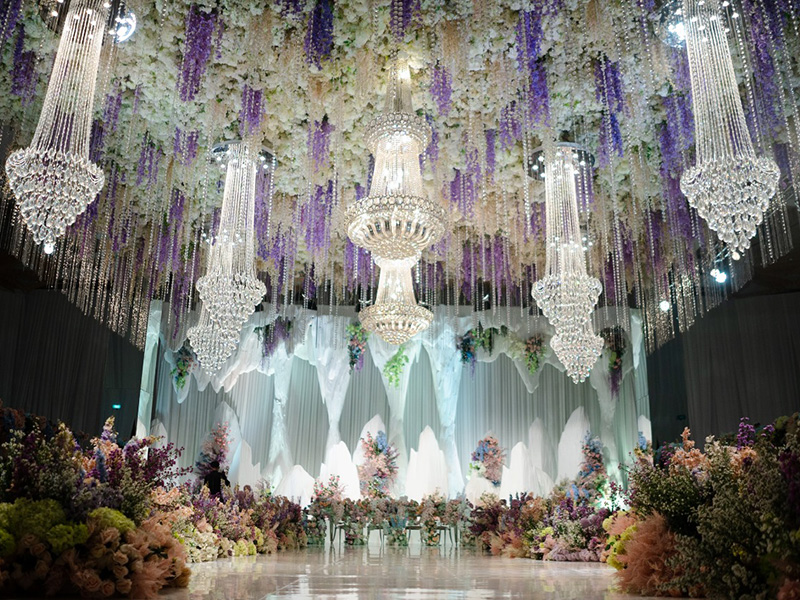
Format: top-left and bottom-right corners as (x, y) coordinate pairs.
(566, 433), (607, 506)
(457, 325), (505, 373)
(599, 327), (627, 397)
(170, 344), (197, 391)
(0, 417), (191, 598)
(341, 498), (370, 545)
(523, 335), (545, 375)
(194, 422), (230, 479)
(357, 431), (399, 498)
(418, 493), (447, 546)
(470, 436), (506, 486)
(308, 476), (345, 542)
(608, 415), (800, 598)
(382, 498), (416, 547)
(260, 317), (293, 362)
(346, 322), (369, 373)
(383, 345), (409, 388)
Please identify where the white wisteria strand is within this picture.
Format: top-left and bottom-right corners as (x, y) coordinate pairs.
(5, 0), (108, 254)
(680, 0), (780, 260)
(532, 143), (602, 383)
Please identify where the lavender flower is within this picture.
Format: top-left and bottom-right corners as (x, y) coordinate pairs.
(178, 5), (221, 102)
(304, 0), (334, 68)
(239, 83), (264, 137)
(430, 64), (452, 117)
(10, 25), (37, 105)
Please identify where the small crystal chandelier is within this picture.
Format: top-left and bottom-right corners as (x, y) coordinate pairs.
(531, 142), (603, 383)
(359, 256), (433, 345)
(345, 60), (446, 261)
(194, 140), (266, 351)
(188, 304), (240, 374)
(680, 0), (780, 260)
(5, 0), (108, 254)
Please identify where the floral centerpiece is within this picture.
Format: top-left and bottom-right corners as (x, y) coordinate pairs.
(260, 317), (293, 362)
(308, 475), (344, 543)
(341, 498), (370, 545)
(470, 436), (506, 486)
(357, 431), (399, 498)
(383, 345), (409, 388)
(418, 492), (447, 546)
(599, 327), (627, 397)
(523, 335), (546, 375)
(195, 422), (230, 480)
(383, 497), (415, 546)
(346, 322), (369, 373)
(171, 344), (197, 391)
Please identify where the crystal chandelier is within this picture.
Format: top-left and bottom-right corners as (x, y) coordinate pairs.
(5, 0), (108, 255)
(531, 142), (603, 383)
(359, 256), (433, 345)
(345, 60), (446, 261)
(194, 140), (266, 343)
(188, 304), (240, 374)
(680, 0), (780, 260)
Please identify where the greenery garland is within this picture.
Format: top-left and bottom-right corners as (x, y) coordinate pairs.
(383, 345), (409, 388)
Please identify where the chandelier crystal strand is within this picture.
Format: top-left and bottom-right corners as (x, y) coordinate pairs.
(195, 140), (266, 342)
(5, 0), (108, 254)
(680, 0), (780, 260)
(188, 303), (240, 374)
(359, 256), (433, 345)
(531, 143), (603, 383)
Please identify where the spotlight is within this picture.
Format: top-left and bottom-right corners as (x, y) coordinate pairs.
(710, 268), (727, 283)
(659, 299), (671, 312)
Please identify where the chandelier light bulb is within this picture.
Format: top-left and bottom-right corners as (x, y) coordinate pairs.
(359, 256), (433, 345)
(659, 299), (671, 312)
(680, 0), (780, 260)
(5, 0), (108, 251)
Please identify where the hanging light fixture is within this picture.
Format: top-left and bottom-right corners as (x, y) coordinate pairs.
(188, 304), (240, 374)
(680, 0), (780, 260)
(531, 142), (603, 383)
(194, 140), (267, 350)
(5, 0), (109, 254)
(345, 59), (446, 261)
(359, 256), (433, 345)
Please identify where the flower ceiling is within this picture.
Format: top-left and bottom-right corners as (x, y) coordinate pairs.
(0, 0), (797, 350)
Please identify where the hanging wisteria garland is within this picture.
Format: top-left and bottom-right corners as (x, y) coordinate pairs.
(0, 0), (796, 355)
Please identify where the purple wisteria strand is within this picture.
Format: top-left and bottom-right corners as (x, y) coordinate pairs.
(136, 133), (163, 189)
(178, 5), (221, 102)
(254, 167), (272, 260)
(659, 95), (694, 240)
(307, 119), (332, 172)
(516, 7), (550, 125)
(430, 64), (452, 117)
(485, 129), (497, 177)
(594, 55), (624, 167)
(301, 181), (333, 255)
(304, 0), (334, 68)
(424, 114), (439, 166)
(89, 120), (106, 164)
(498, 101), (521, 150)
(0, 0), (22, 45)
(173, 127), (200, 166)
(277, 0), (305, 19)
(132, 84), (142, 115)
(239, 84), (264, 137)
(742, 0), (783, 139)
(9, 25), (37, 105)
(390, 0), (420, 40)
(103, 84), (123, 132)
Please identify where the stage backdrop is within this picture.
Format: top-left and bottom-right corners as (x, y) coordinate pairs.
(142, 302), (650, 502)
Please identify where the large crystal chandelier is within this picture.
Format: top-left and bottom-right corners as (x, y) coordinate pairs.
(189, 140), (266, 368)
(531, 143), (603, 383)
(188, 305), (240, 374)
(359, 256), (433, 345)
(5, 0), (108, 255)
(680, 0), (780, 260)
(346, 59), (443, 343)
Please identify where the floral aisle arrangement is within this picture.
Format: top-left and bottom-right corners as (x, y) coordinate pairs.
(418, 493), (447, 546)
(523, 335), (546, 375)
(383, 345), (409, 388)
(383, 498), (415, 546)
(0, 417), (191, 599)
(607, 416), (800, 599)
(308, 476), (345, 543)
(171, 344), (197, 392)
(346, 322), (369, 373)
(341, 499), (370, 545)
(194, 422), (231, 479)
(357, 431), (399, 498)
(599, 327), (627, 397)
(470, 436), (506, 486)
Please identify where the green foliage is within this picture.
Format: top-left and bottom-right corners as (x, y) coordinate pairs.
(0, 528), (14, 557)
(89, 507), (136, 535)
(46, 522), (89, 554)
(383, 345), (409, 388)
(629, 463), (708, 536)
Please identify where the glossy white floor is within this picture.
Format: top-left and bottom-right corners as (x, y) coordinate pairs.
(163, 541), (661, 600)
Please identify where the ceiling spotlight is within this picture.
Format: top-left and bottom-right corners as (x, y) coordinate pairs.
(710, 268), (727, 283)
(659, 299), (671, 312)
(110, 10), (136, 43)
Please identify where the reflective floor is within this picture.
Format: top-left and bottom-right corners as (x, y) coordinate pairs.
(163, 542), (661, 600)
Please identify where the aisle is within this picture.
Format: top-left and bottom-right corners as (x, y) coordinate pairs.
(164, 545), (660, 599)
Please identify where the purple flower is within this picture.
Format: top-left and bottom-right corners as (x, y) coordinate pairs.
(239, 83), (264, 137)
(178, 5), (221, 102)
(304, 0), (334, 68)
(10, 25), (37, 105)
(389, 0), (420, 40)
(430, 64), (452, 117)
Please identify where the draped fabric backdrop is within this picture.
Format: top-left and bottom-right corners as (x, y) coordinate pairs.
(145, 304), (649, 499)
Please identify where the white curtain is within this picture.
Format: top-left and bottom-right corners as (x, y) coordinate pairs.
(310, 318), (352, 454)
(265, 345), (294, 485)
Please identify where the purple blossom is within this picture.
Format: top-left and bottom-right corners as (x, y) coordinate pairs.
(136, 133), (163, 189)
(173, 127), (200, 166)
(301, 181), (333, 254)
(499, 101), (521, 150)
(89, 119), (105, 164)
(390, 0), (420, 40)
(10, 25), (37, 105)
(425, 114), (439, 166)
(308, 119), (332, 172)
(178, 5), (221, 102)
(743, 0), (783, 138)
(304, 0), (334, 68)
(103, 84), (123, 132)
(239, 83), (264, 137)
(0, 0), (22, 45)
(254, 167), (272, 260)
(736, 417), (757, 449)
(516, 7), (550, 124)
(430, 64), (452, 117)
(485, 129), (496, 176)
